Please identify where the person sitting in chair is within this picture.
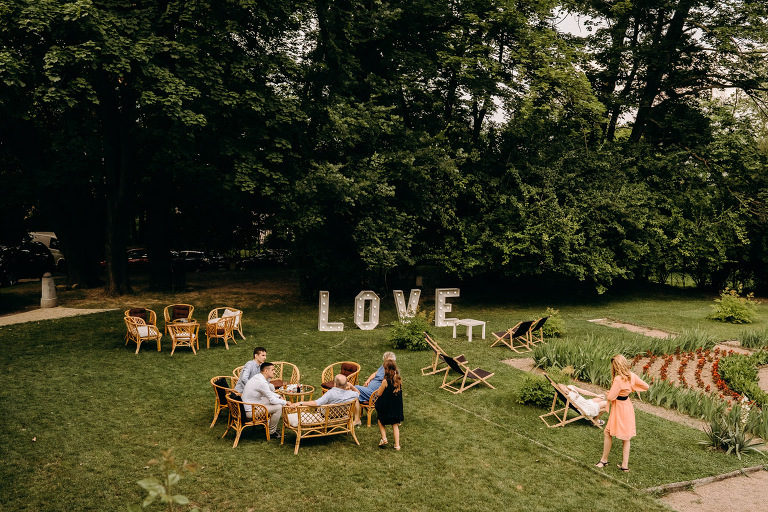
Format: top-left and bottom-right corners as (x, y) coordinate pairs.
(234, 346), (267, 393)
(557, 383), (608, 423)
(297, 374), (359, 407)
(242, 362), (289, 437)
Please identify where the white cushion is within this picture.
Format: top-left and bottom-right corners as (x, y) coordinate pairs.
(223, 308), (240, 327)
(137, 326), (157, 338)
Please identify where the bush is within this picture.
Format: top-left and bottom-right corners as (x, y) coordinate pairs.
(707, 286), (758, 324)
(739, 328), (768, 349)
(515, 374), (556, 409)
(717, 351), (768, 408)
(542, 307), (566, 338)
(388, 311), (432, 351)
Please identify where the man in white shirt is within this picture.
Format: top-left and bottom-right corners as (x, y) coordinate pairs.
(234, 346), (267, 393)
(242, 362), (289, 437)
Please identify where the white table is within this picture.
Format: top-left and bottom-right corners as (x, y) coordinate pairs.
(452, 319), (486, 342)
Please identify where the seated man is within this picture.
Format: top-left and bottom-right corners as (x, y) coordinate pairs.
(289, 374), (359, 427)
(241, 362), (289, 437)
(234, 346), (267, 393)
(556, 383), (608, 422)
(297, 374), (359, 408)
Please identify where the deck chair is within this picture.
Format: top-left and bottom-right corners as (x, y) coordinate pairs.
(490, 320), (534, 352)
(421, 332), (467, 376)
(529, 316), (549, 345)
(538, 373), (603, 429)
(438, 354), (495, 394)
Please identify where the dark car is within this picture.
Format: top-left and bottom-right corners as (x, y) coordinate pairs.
(206, 251), (229, 270)
(235, 249), (290, 270)
(100, 248), (150, 269)
(179, 250), (210, 272)
(0, 239), (55, 287)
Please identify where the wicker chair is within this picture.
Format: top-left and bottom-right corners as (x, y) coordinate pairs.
(233, 365), (244, 380)
(163, 304), (195, 333)
(124, 315), (162, 354)
(205, 308), (238, 350)
(281, 400), (359, 454)
(124, 308), (157, 342)
(270, 361), (301, 389)
(320, 361), (361, 395)
(358, 388), (381, 427)
(168, 321), (200, 355)
(210, 376), (237, 428)
(222, 392), (272, 447)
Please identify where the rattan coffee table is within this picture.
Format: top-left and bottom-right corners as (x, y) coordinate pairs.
(277, 384), (314, 404)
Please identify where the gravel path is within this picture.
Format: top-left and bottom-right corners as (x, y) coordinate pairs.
(0, 307), (115, 326)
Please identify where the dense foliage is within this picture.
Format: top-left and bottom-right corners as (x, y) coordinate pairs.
(2, 0), (768, 295)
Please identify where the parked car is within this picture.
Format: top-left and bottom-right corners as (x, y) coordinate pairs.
(100, 248), (150, 269)
(206, 251), (229, 270)
(0, 239), (55, 287)
(179, 250), (210, 272)
(29, 232), (66, 271)
(235, 249), (290, 270)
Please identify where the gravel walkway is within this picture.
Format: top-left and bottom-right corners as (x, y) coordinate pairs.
(0, 307), (115, 326)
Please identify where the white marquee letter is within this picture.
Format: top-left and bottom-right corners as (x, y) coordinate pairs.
(393, 289), (421, 321)
(434, 288), (460, 327)
(354, 290), (380, 330)
(318, 291), (343, 331)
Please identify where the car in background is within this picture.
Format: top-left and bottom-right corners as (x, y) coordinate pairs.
(0, 239), (55, 287)
(234, 249), (290, 270)
(100, 248), (150, 269)
(206, 251), (229, 270)
(29, 232), (66, 271)
(179, 250), (210, 272)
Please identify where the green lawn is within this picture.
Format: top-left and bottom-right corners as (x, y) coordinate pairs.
(1, 273), (765, 511)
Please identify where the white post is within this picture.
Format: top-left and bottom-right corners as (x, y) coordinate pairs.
(40, 272), (59, 308)
(434, 288), (459, 327)
(393, 289), (421, 321)
(354, 290), (380, 330)
(318, 291), (343, 331)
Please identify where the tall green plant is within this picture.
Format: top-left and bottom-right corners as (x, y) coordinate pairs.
(128, 448), (199, 512)
(707, 287), (758, 324)
(699, 404), (766, 460)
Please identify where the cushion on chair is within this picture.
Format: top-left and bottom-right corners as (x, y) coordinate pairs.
(270, 379), (286, 389)
(227, 391), (247, 419)
(321, 381), (333, 390)
(137, 325), (155, 338)
(128, 308), (147, 321)
(172, 305), (190, 320)
(340, 363), (357, 376)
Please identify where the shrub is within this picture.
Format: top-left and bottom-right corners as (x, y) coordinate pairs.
(699, 404), (766, 460)
(707, 286), (758, 324)
(389, 311), (432, 351)
(542, 307), (566, 338)
(515, 373), (557, 409)
(657, 328), (717, 353)
(717, 351), (768, 408)
(739, 328), (768, 349)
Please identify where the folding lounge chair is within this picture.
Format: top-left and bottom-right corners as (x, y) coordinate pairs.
(438, 354), (495, 394)
(421, 332), (467, 376)
(490, 320), (534, 353)
(529, 316), (550, 345)
(538, 373), (603, 429)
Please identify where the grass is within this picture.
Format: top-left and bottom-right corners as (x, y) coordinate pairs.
(1, 270), (767, 511)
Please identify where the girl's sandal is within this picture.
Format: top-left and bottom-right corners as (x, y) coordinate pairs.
(617, 465), (630, 472)
(394, 445), (401, 450)
(379, 438), (388, 448)
(595, 460), (609, 468)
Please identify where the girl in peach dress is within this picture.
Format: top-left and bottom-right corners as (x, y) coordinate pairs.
(595, 354), (649, 472)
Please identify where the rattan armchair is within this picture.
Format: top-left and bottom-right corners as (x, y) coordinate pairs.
(222, 392), (272, 447)
(270, 361), (301, 389)
(320, 361), (361, 394)
(125, 308), (158, 326)
(124, 315), (162, 354)
(210, 376), (237, 428)
(358, 388), (381, 427)
(205, 308), (238, 350)
(168, 321), (200, 355)
(281, 400), (359, 454)
(163, 304), (195, 333)
(233, 365), (244, 380)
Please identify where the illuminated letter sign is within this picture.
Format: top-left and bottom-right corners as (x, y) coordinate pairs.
(434, 288), (459, 327)
(318, 291), (343, 331)
(354, 291), (380, 330)
(393, 289), (421, 321)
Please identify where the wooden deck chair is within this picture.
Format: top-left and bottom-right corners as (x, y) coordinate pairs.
(490, 320), (534, 352)
(421, 332), (467, 376)
(438, 354), (495, 394)
(529, 316), (549, 345)
(538, 373), (603, 429)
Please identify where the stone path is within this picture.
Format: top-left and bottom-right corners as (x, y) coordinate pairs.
(0, 307), (115, 326)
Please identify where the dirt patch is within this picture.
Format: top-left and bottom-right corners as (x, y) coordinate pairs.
(588, 318), (676, 339)
(0, 307), (115, 326)
(658, 469), (768, 512)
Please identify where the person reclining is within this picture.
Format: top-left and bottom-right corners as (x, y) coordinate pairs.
(556, 383), (608, 422)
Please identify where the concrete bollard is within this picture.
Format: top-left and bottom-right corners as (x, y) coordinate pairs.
(40, 272), (59, 308)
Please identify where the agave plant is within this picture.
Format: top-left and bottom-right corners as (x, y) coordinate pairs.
(700, 404), (766, 460)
